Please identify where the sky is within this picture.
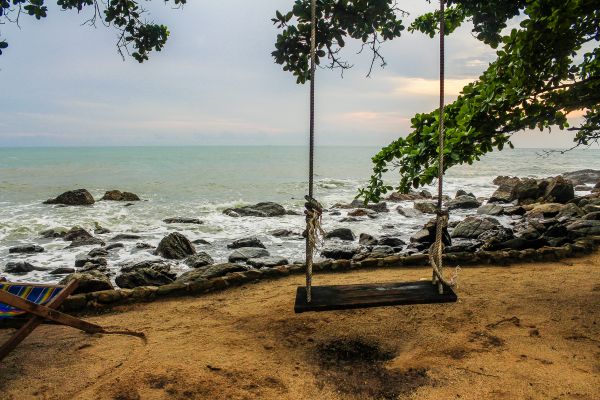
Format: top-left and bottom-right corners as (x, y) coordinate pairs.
(0, 0), (588, 148)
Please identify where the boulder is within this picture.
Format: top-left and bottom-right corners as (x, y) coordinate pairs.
(110, 234), (142, 241)
(49, 267), (76, 275)
(455, 190), (475, 198)
(562, 169), (600, 185)
(105, 243), (124, 250)
(493, 176), (521, 186)
(163, 218), (203, 225)
(525, 203), (582, 219)
(270, 229), (298, 238)
(446, 195), (481, 210)
(451, 216), (501, 239)
(74, 254), (107, 269)
(68, 237), (105, 248)
(135, 243), (154, 250)
(413, 201), (437, 214)
(44, 189), (95, 206)
(334, 200), (388, 213)
(566, 220), (600, 237)
(156, 232), (196, 259)
(8, 244), (44, 254)
(101, 190), (141, 201)
(515, 178), (542, 203)
(177, 263), (249, 283)
(489, 178), (520, 203)
(358, 233), (378, 247)
(325, 228), (356, 241)
(477, 204), (504, 216)
(59, 271), (113, 294)
(542, 176), (574, 203)
(227, 237), (265, 249)
(321, 245), (361, 260)
(487, 237), (548, 251)
(386, 191), (425, 202)
(504, 205), (526, 216)
(192, 238), (212, 245)
(368, 245), (395, 258)
(582, 211), (600, 221)
(115, 261), (176, 289)
(445, 238), (481, 253)
(377, 236), (406, 248)
(63, 227), (104, 248)
(396, 206), (422, 218)
(40, 227), (68, 238)
(93, 223), (111, 235)
(223, 202), (286, 217)
(228, 247), (269, 262)
(348, 208), (377, 218)
(410, 218), (452, 245)
(185, 252), (215, 268)
(247, 257), (289, 268)
(4, 262), (45, 274)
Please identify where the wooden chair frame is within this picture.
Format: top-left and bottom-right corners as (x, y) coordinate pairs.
(0, 280), (104, 362)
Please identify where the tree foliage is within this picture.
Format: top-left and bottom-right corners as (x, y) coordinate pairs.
(0, 0), (186, 61)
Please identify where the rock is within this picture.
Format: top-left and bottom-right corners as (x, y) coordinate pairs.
(44, 189), (95, 206)
(192, 238), (212, 245)
(115, 261), (175, 289)
(515, 178), (542, 203)
(369, 245), (395, 258)
(525, 203), (582, 219)
(386, 191), (425, 202)
(566, 220), (600, 237)
(556, 203), (585, 219)
(135, 243), (154, 250)
(156, 232), (196, 259)
(8, 244), (44, 254)
(478, 227), (514, 250)
(247, 257), (289, 268)
(348, 208), (377, 217)
(68, 236), (105, 248)
(451, 216), (501, 239)
(446, 195), (481, 210)
(88, 248), (109, 258)
(493, 176), (521, 186)
(396, 206), (422, 218)
(163, 218), (203, 225)
(74, 254), (107, 269)
(285, 209), (302, 215)
(377, 236), (406, 248)
(410, 218), (452, 245)
(101, 190), (141, 201)
(574, 185), (591, 191)
(504, 205), (526, 216)
(185, 252), (215, 268)
(582, 204), (600, 214)
(105, 243), (124, 250)
(413, 201), (437, 214)
(562, 169), (600, 185)
(582, 211), (600, 221)
(325, 228), (356, 241)
(489, 178), (520, 203)
(40, 227), (68, 238)
(446, 238), (481, 253)
(59, 271), (113, 294)
(93, 222), (111, 235)
(110, 234), (142, 241)
(359, 233), (378, 246)
(223, 202), (286, 217)
(477, 204), (504, 216)
(542, 176), (574, 203)
(340, 217), (360, 223)
(321, 245), (360, 260)
(335, 199), (388, 213)
(488, 237), (548, 251)
(270, 229), (297, 238)
(227, 237), (265, 249)
(49, 267), (76, 275)
(4, 262), (44, 274)
(177, 263), (249, 282)
(228, 247), (269, 262)
(455, 189), (475, 198)
(329, 210), (342, 216)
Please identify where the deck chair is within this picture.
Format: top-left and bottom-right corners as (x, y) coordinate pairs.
(0, 280), (104, 362)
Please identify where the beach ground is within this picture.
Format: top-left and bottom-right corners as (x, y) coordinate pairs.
(1, 252), (599, 400)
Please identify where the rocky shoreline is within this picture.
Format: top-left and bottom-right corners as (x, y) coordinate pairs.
(3, 170), (600, 303)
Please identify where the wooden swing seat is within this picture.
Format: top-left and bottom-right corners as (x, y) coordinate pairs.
(294, 280), (457, 313)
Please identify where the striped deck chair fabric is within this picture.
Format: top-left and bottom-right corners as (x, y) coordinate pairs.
(0, 283), (63, 319)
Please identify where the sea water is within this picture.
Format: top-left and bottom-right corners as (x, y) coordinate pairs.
(0, 146), (598, 283)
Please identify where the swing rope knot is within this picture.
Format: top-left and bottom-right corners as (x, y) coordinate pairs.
(304, 195), (325, 253)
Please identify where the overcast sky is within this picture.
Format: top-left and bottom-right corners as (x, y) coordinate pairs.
(0, 0), (587, 147)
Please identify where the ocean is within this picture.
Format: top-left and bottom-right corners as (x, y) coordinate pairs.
(1, 146), (598, 283)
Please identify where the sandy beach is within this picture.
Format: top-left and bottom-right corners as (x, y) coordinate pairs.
(1, 251), (599, 400)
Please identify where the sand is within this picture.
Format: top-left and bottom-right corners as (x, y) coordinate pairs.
(1, 253), (599, 400)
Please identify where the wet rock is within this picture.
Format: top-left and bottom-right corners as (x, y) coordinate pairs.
(325, 228), (356, 241)
(88, 247), (109, 258)
(359, 233), (378, 246)
(574, 185), (591, 191)
(542, 176), (574, 203)
(59, 271), (113, 294)
(223, 202), (286, 217)
(451, 216), (501, 239)
(177, 263), (249, 282)
(504, 205), (526, 216)
(185, 252), (215, 268)
(487, 237), (548, 251)
(348, 208), (377, 218)
(110, 234), (142, 241)
(247, 257), (289, 268)
(156, 232), (196, 259)
(525, 203), (582, 219)
(40, 227), (68, 238)
(562, 169), (600, 185)
(340, 217), (360, 223)
(285, 209), (302, 216)
(477, 204), (504, 216)
(49, 267), (76, 275)
(4, 261), (45, 274)
(335, 200), (388, 213)
(115, 261), (175, 289)
(583, 211), (600, 220)
(227, 237), (265, 249)
(414, 201), (437, 214)
(386, 191), (426, 202)
(163, 218), (203, 225)
(321, 245), (361, 260)
(44, 189), (95, 206)
(74, 254), (107, 269)
(582, 204), (600, 214)
(515, 178), (542, 203)
(105, 243), (124, 250)
(63, 227), (104, 248)
(228, 247), (269, 262)
(192, 238), (212, 245)
(479, 227), (514, 250)
(455, 189), (475, 198)
(396, 206), (422, 218)
(410, 218), (451, 246)
(445, 239), (481, 253)
(135, 243), (154, 250)
(446, 195), (481, 210)
(566, 220), (600, 237)
(101, 190), (141, 201)
(329, 210), (342, 216)
(369, 245), (395, 258)
(8, 244), (44, 254)
(270, 229), (298, 238)
(93, 222), (111, 235)
(377, 236), (406, 248)
(489, 178), (520, 203)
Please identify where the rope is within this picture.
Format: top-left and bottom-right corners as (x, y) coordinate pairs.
(305, 0), (318, 303)
(430, 0), (459, 294)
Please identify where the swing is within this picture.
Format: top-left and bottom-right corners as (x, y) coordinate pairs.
(295, 0), (458, 313)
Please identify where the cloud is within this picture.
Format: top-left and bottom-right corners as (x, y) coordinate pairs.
(387, 76), (476, 97)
